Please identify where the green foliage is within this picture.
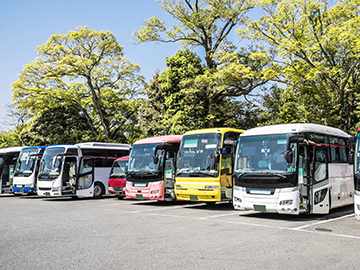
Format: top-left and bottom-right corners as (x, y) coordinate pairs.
(12, 26), (144, 142)
(134, 0), (259, 128)
(0, 126), (26, 148)
(243, 0), (360, 133)
(20, 105), (97, 145)
(140, 50), (208, 135)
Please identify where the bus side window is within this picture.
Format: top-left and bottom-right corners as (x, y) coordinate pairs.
(314, 148), (327, 182)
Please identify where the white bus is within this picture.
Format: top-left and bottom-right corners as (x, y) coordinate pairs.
(13, 146), (46, 195)
(37, 142), (130, 198)
(233, 123), (354, 215)
(0, 147), (26, 194)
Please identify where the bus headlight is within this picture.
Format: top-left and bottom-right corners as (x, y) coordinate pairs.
(176, 185), (182, 189)
(150, 190), (159, 194)
(234, 197), (242, 203)
(204, 186), (219, 190)
(279, 200), (293, 206)
(25, 184), (33, 188)
(149, 181), (162, 186)
(52, 186), (61, 192)
(108, 187), (114, 191)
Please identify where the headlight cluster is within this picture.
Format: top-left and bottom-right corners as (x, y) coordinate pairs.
(204, 186), (219, 190)
(52, 186), (61, 192)
(150, 190), (159, 195)
(149, 181), (162, 186)
(108, 187), (114, 191)
(176, 185), (182, 189)
(279, 200), (293, 206)
(357, 204), (360, 211)
(25, 184), (33, 188)
(234, 197), (242, 203)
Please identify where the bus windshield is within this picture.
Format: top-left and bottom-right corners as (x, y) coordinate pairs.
(38, 147), (65, 177)
(110, 160), (128, 178)
(128, 144), (163, 172)
(176, 133), (221, 176)
(234, 134), (295, 173)
(14, 148), (38, 176)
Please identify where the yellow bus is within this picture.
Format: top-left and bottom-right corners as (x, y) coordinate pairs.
(175, 128), (244, 205)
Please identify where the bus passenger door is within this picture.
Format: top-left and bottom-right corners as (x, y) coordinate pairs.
(311, 147), (330, 214)
(220, 150), (233, 200)
(164, 155), (175, 199)
(75, 157), (95, 197)
(298, 146), (311, 214)
(62, 156), (77, 195)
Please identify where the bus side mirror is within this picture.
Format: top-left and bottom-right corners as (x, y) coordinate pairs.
(26, 156), (31, 166)
(285, 135), (305, 163)
(153, 155), (159, 165)
(214, 150), (220, 163)
(285, 152), (293, 163)
(348, 136), (355, 164)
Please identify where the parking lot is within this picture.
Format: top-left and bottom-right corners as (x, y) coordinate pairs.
(1, 195), (359, 269)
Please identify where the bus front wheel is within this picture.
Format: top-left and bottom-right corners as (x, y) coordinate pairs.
(93, 183), (104, 199)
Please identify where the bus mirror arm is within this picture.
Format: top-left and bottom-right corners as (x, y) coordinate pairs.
(285, 135), (305, 163)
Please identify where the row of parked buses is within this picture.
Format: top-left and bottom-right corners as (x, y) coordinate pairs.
(1, 123), (360, 219)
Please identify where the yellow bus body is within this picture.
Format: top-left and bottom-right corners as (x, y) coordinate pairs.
(175, 128), (244, 202)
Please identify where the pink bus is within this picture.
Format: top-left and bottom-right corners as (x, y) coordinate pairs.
(125, 135), (182, 201)
(108, 156), (129, 199)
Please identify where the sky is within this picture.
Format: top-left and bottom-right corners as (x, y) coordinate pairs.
(0, 0), (188, 131)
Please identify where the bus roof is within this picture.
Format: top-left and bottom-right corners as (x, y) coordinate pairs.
(22, 146), (47, 150)
(133, 135), (183, 145)
(0, 146), (27, 154)
(75, 142), (131, 150)
(241, 123), (351, 138)
(183, 128), (245, 136)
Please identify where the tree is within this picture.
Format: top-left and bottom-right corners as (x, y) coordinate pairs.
(20, 105), (96, 146)
(133, 0), (262, 127)
(0, 103), (29, 133)
(12, 26), (144, 142)
(140, 50), (208, 135)
(242, 0), (360, 133)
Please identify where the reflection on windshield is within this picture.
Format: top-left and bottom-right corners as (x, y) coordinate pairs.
(38, 147), (65, 177)
(128, 144), (162, 172)
(14, 149), (38, 176)
(235, 134), (295, 173)
(176, 133), (221, 176)
(110, 160), (128, 178)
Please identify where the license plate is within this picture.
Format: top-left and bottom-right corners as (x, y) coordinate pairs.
(115, 192), (120, 195)
(189, 195), (198, 201)
(45, 192), (51, 197)
(19, 188), (24, 193)
(136, 194), (144, 200)
(254, 205), (266, 212)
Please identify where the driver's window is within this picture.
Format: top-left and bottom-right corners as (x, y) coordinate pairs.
(314, 148), (327, 182)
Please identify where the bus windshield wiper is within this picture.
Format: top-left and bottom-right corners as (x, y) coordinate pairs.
(266, 171), (287, 179)
(189, 171), (216, 177)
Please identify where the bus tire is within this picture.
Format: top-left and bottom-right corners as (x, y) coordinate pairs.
(117, 196), (125, 200)
(93, 182), (104, 199)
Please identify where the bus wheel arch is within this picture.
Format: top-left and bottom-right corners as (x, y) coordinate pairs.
(93, 182), (105, 198)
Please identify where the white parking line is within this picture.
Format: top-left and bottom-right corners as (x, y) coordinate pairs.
(292, 213), (354, 230)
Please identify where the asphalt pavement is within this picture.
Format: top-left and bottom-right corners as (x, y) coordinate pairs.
(0, 194), (359, 269)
